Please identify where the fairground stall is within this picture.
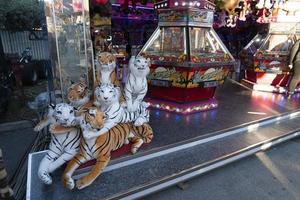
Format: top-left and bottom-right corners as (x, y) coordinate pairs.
(241, 0), (300, 93)
(25, 1), (300, 200)
(139, 0), (235, 114)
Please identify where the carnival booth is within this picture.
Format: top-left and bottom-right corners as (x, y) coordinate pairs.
(139, 0), (235, 114)
(241, 0), (300, 93)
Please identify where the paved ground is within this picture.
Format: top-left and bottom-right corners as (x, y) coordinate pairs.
(144, 137), (300, 200)
(0, 121), (36, 179)
(0, 80), (47, 123)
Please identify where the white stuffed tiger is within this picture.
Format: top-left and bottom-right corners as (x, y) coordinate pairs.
(34, 103), (81, 185)
(34, 83), (91, 133)
(87, 83), (149, 140)
(125, 56), (150, 112)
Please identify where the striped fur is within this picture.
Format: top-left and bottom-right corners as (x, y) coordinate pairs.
(62, 107), (153, 190)
(125, 56), (150, 112)
(94, 52), (125, 103)
(89, 84), (149, 140)
(35, 104), (81, 185)
(0, 149), (14, 199)
(95, 52), (119, 86)
(34, 103), (78, 132)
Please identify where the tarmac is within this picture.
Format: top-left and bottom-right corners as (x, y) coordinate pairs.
(145, 137), (300, 200)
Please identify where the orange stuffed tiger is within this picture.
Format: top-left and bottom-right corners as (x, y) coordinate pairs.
(68, 82), (94, 109)
(94, 52), (125, 103)
(95, 52), (120, 86)
(62, 107), (153, 190)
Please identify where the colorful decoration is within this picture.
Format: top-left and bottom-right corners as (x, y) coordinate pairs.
(146, 97), (218, 114)
(148, 66), (230, 88)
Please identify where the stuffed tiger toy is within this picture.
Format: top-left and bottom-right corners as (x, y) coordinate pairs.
(34, 103), (81, 185)
(0, 149), (14, 199)
(34, 83), (92, 132)
(89, 83), (149, 140)
(67, 82), (91, 109)
(95, 52), (119, 85)
(62, 107), (153, 190)
(125, 56), (150, 112)
(94, 51), (125, 103)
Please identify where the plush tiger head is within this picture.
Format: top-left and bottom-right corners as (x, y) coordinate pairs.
(80, 107), (105, 131)
(67, 82), (90, 107)
(129, 56), (150, 77)
(97, 52), (116, 72)
(49, 103), (77, 127)
(94, 83), (120, 106)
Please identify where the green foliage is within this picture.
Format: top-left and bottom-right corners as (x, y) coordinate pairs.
(0, 0), (43, 31)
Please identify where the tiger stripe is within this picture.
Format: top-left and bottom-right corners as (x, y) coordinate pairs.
(62, 108), (153, 190)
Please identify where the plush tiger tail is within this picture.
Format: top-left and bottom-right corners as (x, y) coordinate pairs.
(132, 123), (154, 144)
(0, 149), (14, 199)
(129, 123), (153, 154)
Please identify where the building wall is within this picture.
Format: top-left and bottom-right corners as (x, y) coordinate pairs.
(0, 30), (50, 60)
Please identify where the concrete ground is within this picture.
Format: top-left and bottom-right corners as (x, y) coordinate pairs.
(0, 121), (36, 179)
(144, 137), (300, 200)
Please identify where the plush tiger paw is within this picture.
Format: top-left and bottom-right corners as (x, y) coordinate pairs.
(141, 101), (150, 108)
(127, 105), (135, 112)
(132, 101), (141, 112)
(131, 146), (138, 154)
(134, 117), (147, 126)
(62, 176), (75, 190)
(49, 124), (56, 133)
(34, 123), (44, 132)
(76, 178), (90, 190)
(124, 138), (130, 145)
(38, 170), (52, 185)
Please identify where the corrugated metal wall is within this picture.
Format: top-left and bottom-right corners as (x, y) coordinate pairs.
(0, 30), (50, 60)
